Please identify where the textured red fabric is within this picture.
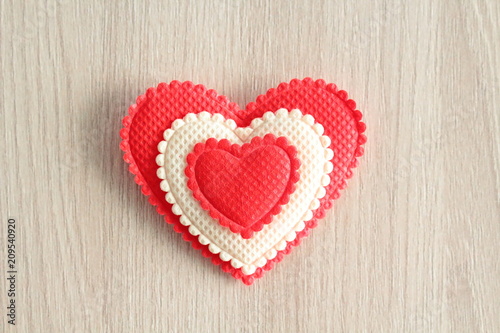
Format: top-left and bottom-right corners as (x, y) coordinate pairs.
(185, 135), (300, 239)
(120, 78), (366, 285)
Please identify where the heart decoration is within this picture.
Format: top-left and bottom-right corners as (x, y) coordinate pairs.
(120, 78), (366, 285)
(185, 134), (301, 239)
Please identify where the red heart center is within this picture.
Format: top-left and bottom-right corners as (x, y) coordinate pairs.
(185, 135), (300, 239)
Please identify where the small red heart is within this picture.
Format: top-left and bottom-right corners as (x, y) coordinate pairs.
(185, 135), (300, 239)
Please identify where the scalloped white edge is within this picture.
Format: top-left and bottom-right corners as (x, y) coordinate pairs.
(156, 109), (333, 275)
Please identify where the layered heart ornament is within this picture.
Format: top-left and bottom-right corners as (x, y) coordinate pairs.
(120, 78), (366, 285)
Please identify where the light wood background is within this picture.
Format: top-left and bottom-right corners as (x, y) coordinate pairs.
(1, 0), (499, 332)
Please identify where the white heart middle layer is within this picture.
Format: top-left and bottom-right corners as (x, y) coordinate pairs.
(156, 109), (333, 274)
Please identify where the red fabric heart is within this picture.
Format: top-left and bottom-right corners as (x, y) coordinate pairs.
(120, 78), (366, 285)
(185, 135), (300, 239)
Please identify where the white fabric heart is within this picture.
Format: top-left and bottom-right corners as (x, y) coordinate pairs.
(156, 109), (333, 274)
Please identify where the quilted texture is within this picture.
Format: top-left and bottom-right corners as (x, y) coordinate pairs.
(155, 110), (332, 274)
(120, 78), (366, 285)
(186, 134), (301, 239)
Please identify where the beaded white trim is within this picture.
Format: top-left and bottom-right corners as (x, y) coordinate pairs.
(156, 109), (333, 275)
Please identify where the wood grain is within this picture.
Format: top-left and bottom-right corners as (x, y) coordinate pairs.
(1, 0), (499, 332)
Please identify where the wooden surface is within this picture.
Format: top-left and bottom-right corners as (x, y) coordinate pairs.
(1, 0), (499, 332)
